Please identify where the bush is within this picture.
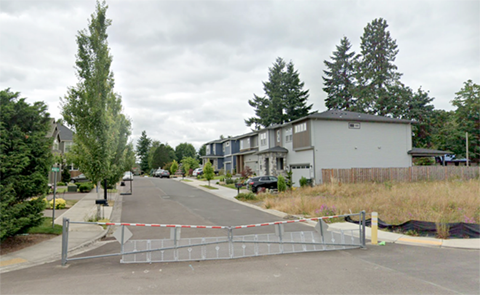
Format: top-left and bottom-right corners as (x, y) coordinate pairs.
(49, 198), (66, 209)
(235, 192), (257, 201)
(218, 168), (225, 176)
(62, 167), (71, 183)
(57, 182), (66, 186)
(226, 172), (232, 179)
(299, 176), (308, 187)
(79, 182), (94, 193)
(278, 175), (287, 192)
(226, 178), (236, 185)
(241, 166), (253, 179)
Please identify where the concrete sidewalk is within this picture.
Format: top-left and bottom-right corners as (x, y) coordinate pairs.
(0, 188), (120, 273)
(174, 176), (480, 250)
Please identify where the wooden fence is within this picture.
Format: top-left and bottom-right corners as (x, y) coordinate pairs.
(321, 166), (480, 184)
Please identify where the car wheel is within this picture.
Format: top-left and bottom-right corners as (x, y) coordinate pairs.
(252, 186), (257, 193)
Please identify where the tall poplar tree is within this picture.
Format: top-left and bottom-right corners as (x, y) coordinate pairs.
(246, 57), (312, 129)
(355, 18), (402, 116)
(62, 0), (131, 185)
(322, 37), (357, 110)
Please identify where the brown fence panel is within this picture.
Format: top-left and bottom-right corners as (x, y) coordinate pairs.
(321, 166), (480, 184)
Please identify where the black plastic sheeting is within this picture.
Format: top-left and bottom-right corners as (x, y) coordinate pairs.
(345, 216), (480, 238)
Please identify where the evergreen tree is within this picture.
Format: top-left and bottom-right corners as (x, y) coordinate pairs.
(0, 89), (52, 240)
(62, 0), (131, 184)
(283, 61), (312, 120)
(148, 140), (161, 169)
(246, 57), (312, 129)
(355, 18), (402, 116)
(452, 80), (479, 162)
(136, 130), (151, 173)
(322, 36), (357, 110)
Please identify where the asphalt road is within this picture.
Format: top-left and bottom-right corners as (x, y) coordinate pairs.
(1, 177), (479, 294)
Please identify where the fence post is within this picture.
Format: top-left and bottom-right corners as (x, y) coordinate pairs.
(371, 212), (378, 245)
(61, 218), (69, 266)
(361, 211), (366, 248)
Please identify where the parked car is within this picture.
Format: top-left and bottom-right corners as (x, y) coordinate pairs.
(192, 168), (203, 176)
(247, 176), (278, 193)
(160, 170), (170, 178)
(123, 171), (133, 181)
(154, 169), (164, 177)
(71, 173), (90, 183)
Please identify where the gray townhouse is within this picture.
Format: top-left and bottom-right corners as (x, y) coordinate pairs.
(202, 110), (413, 186)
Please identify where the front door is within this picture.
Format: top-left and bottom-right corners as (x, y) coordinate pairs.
(265, 158), (269, 175)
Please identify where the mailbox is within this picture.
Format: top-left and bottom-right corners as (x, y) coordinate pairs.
(95, 199), (108, 206)
(234, 183), (243, 188)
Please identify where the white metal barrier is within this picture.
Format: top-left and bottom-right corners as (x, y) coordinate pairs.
(61, 211), (366, 265)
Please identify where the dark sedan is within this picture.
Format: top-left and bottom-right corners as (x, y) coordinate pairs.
(247, 176), (278, 193)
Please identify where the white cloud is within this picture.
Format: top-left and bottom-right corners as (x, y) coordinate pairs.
(1, 0), (478, 150)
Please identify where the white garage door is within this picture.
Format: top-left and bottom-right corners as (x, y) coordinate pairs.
(291, 164), (311, 187)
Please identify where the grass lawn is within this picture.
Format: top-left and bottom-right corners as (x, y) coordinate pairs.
(180, 179), (193, 182)
(200, 185), (218, 190)
(250, 180), (479, 225)
(28, 217), (63, 235)
(220, 183), (238, 190)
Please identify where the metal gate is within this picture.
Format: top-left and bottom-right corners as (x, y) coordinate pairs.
(61, 212), (366, 265)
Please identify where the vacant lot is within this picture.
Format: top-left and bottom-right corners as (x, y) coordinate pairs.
(256, 180), (479, 224)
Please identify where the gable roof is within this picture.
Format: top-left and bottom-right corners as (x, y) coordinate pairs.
(57, 124), (74, 141)
(291, 110), (413, 125)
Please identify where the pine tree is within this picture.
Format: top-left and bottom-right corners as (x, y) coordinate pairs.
(355, 18), (402, 116)
(322, 37), (356, 110)
(136, 130), (151, 173)
(0, 89), (52, 240)
(283, 61), (312, 120)
(246, 57), (312, 129)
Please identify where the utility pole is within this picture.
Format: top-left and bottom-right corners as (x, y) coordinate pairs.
(466, 132), (469, 167)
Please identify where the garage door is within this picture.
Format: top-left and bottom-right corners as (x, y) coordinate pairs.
(291, 164), (311, 187)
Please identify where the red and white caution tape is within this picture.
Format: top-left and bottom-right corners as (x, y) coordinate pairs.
(89, 213), (351, 230)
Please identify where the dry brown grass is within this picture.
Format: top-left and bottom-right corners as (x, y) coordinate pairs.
(257, 180), (480, 224)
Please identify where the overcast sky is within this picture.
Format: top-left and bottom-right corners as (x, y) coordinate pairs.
(1, 0), (479, 150)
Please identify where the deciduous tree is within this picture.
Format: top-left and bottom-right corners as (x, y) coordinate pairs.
(62, 0), (131, 185)
(203, 161), (215, 186)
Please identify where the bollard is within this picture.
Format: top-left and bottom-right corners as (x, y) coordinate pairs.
(371, 212), (378, 245)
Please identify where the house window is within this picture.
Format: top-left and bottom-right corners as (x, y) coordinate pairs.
(64, 141), (73, 153)
(213, 145), (216, 154)
(276, 158), (284, 170)
(349, 122), (361, 129)
(294, 122), (307, 133)
(260, 133), (267, 146)
(206, 145), (210, 155)
(247, 138), (250, 148)
(276, 130), (281, 142)
(285, 128), (292, 142)
(53, 138), (59, 150)
(240, 141), (244, 150)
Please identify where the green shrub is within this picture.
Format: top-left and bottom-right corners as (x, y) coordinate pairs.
(226, 178), (235, 185)
(218, 168), (225, 176)
(79, 182), (94, 193)
(57, 182), (66, 186)
(299, 176), (308, 187)
(226, 172), (232, 178)
(278, 175), (287, 192)
(62, 167), (71, 183)
(235, 192), (257, 201)
(49, 198), (66, 209)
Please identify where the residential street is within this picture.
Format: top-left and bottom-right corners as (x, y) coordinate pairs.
(1, 177), (479, 294)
